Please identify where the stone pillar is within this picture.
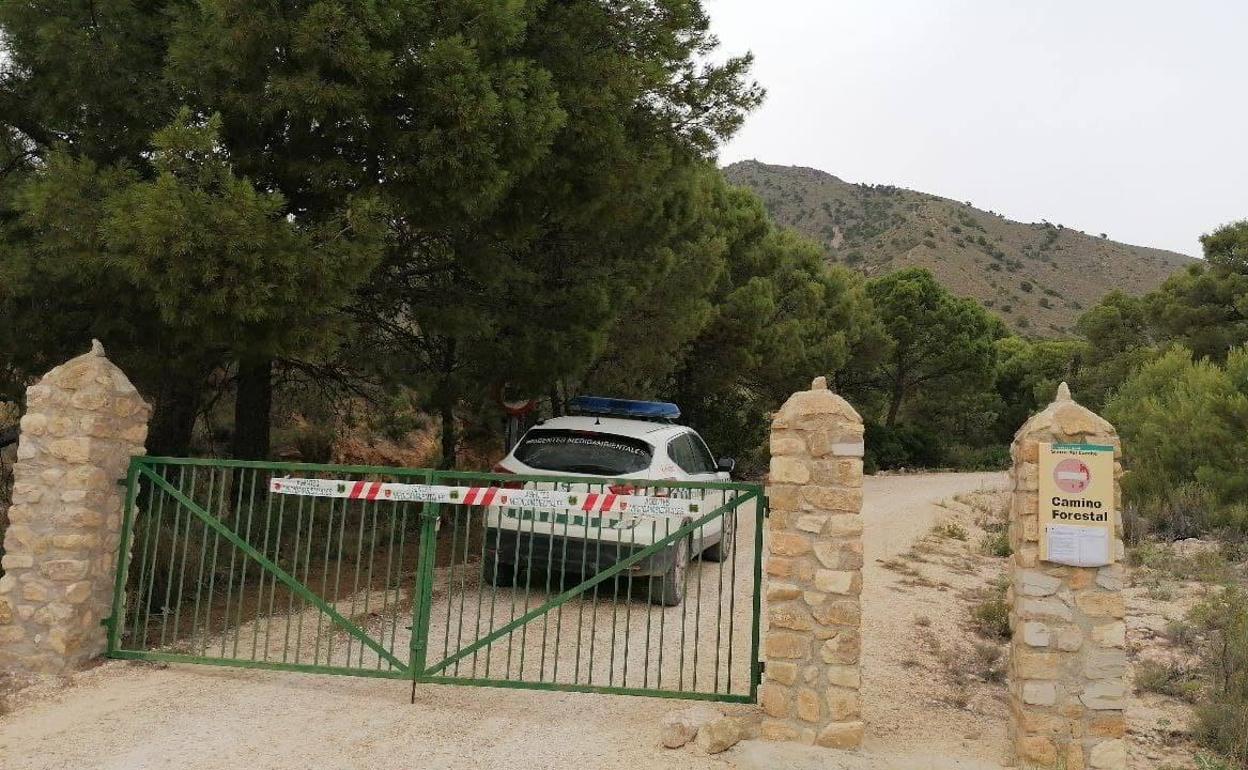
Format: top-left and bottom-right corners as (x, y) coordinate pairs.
(1008, 383), (1127, 770)
(0, 341), (151, 674)
(760, 376), (865, 749)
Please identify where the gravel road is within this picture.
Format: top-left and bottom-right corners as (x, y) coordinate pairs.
(0, 472), (1005, 770)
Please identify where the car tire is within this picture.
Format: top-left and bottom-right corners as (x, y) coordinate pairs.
(482, 555), (517, 587)
(653, 536), (689, 607)
(701, 511), (735, 562)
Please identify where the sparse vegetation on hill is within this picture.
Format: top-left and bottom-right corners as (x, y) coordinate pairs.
(723, 160), (1196, 336)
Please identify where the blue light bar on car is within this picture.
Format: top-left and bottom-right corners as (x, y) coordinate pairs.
(567, 396), (681, 421)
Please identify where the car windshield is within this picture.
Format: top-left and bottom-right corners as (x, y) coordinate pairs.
(513, 429), (653, 475)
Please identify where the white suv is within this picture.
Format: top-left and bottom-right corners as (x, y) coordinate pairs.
(486, 397), (736, 605)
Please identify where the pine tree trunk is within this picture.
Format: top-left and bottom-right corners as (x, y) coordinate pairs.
(232, 357), (273, 460)
(147, 376), (203, 457)
(438, 400), (456, 470)
(886, 376), (905, 428)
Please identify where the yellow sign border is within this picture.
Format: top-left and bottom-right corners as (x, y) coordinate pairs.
(1038, 442), (1115, 566)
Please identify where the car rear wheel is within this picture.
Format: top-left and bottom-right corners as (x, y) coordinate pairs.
(701, 511), (735, 562)
(653, 536), (689, 606)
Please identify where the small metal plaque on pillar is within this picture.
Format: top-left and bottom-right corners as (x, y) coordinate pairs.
(1038, 443), (1115, 567)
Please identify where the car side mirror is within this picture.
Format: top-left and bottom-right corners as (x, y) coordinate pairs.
(716, 457), (736, 475)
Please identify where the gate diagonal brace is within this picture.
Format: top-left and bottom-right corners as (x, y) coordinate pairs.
(419, 492), (754, 678)
(136, 466), (408, 672)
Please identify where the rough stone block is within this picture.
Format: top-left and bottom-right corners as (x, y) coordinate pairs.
(812, 541), (861, 570)
(819, 629), (860, 665)
(39, 559), (90, 582)
(770, 532), (812, 557)
(1017, 569), (1063, 596)
(767, 582), (801, 602)
(1095, 565), (1126, 591)
(1090, 622), (1126, 649)
(795, 515), (827, 533)
(767, 661), (798, 686)
(814, 721), (863, 749)
(770, 606), (815, 632)
(1080, 680), (1126, 710)
(759, 683), (791, 717)
(811, 598), (860, 627)
(1013, 650), (1062, 679)
(1021, 680), (1057, 706)
(63, 582), (93, 604)
(759, 720), (800, 742)
(826, 664), (860, 689)
(1056, 626), (1084, 652)
(765, 557), (814, 582)
(768, 484), (800, 512)
(770, 456), (810, 484)
(1075, 591), (1126, 618)
(813, 570), (856, 595)
(695, 716), (741, 754)
(2, 552), (36, 570)
(660, 704), (721, 749)
(825, 687), (860, 720)
(805, 486), (863, 514)
(1018, 597), (1073, 622)
(1087, 738), (1127, 769)
(1021, 621), (1051, 647)
(770, 433), (805, 456)
(821, 514), (863, 537)
(1088, 714), (1126, 739)
(765, 633), (811, 660)
(1084, 649), (1128, 679)
(796, 688), (821, 722)
(1016, 735), (1057, 766)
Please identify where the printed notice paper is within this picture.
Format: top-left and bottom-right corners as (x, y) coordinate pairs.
(1045, 523), (1110, 568)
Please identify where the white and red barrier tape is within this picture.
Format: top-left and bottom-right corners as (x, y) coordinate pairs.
(268, 477), (704, 517)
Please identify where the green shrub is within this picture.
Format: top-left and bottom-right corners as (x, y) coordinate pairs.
(1128, 538), (1234, 584)
(1135, 660), (1203, 701)
(1189, 588), (1248, 766)
(969, 583), (1011, 641)
(944, 444), (1010, 471)
(864, 421), (943, 470)
(1107, 347), (1248, 542)
(980, 530), (1012, 558)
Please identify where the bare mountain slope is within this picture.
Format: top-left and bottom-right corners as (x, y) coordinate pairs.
(724, 160), (1196, 336)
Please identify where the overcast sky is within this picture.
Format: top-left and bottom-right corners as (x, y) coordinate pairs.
(707, 0), (1247, 256)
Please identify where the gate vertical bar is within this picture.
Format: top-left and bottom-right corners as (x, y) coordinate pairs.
(410, 469), (440, 695)
(750, 492), (766, 701)
(107, 459), (142, 653)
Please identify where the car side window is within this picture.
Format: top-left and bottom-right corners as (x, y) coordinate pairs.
(689, 433), (717, 473)
(668, 432), (716, 475)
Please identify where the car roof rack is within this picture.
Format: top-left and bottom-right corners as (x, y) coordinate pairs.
(567, 396), (681, 423)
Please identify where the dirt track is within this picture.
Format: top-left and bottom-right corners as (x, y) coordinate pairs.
(0, 472), (1006, 770)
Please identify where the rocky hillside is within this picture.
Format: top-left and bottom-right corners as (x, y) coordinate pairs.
(724, 161), (1197, 336)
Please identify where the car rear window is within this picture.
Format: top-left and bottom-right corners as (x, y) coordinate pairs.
(513, 429), (653, 475)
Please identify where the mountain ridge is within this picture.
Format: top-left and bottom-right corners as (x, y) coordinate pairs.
(723, 160), (1196, 336)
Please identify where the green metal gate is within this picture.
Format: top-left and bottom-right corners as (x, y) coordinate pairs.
(108, 457), (766, 703)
